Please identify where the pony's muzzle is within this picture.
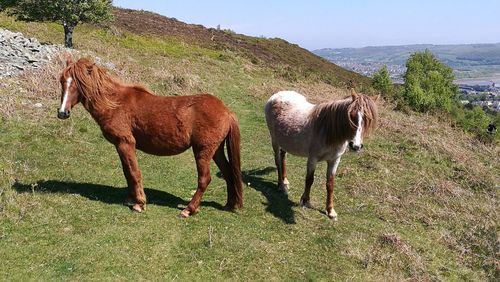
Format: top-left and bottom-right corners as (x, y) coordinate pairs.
(348, 142), (363, 152)
(57, 109), (70, 119)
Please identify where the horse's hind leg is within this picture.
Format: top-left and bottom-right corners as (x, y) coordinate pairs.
(180, 147), (213, 218)
(212, 143), (236, 209)
(300, 157), (317, 208)
(272, 142), (289, 193)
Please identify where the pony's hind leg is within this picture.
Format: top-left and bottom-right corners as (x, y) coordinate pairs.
(280, 149), (290, 189)
(115, 141), (146, 212)
(180, 148), (213, 218)
(300, 157), (317, 208)
(272, 143), (289, 193)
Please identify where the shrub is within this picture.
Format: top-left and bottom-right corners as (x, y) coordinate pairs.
(402, 50), (457, 112)
(449, 103), (497, 142)
(372, 65), (393, 95)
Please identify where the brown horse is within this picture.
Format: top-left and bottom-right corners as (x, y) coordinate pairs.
(57, 58), (243, 217)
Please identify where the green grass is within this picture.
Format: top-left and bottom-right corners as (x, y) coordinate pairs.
(1, 15), (499, 281)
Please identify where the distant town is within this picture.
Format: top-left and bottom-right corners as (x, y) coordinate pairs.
(457, 82), (500, 112)
(315, 57), (499, 112)
(332, 61), (406, 82)
(332, 60), (500, 112)
(313, 43), (500, 112)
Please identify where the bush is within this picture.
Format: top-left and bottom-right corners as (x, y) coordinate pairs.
(449, 103), (497, 142)
(372, 65), (393, 95)
(390, 50), (497, 143)
(402, 50), (458, 112)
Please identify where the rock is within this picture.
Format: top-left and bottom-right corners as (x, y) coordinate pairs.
(0, 28), (67, 78)
(11, 64), (24, 70)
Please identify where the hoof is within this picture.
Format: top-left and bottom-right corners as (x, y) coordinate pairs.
(124, 199), (145, 212)
(131, 204), (145, 213)
(178, 208), (199, 218)
(326, 209), (338, 221)
(299, 196), (312, 208)
(178, 209), (191, 218)
(224, 203), (241, 211)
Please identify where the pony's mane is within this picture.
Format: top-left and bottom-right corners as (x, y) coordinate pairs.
(64, 58), (121, 111)
(308, 94), (378, 145)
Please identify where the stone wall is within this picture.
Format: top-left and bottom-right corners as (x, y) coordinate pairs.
(0, 28), (67, 78)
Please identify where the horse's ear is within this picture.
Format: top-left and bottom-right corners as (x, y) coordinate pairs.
(351, 88), (359, 100)
(371, 94), (380, 103)
(65, 57), (73, 66)
(86, 63), (95, 74)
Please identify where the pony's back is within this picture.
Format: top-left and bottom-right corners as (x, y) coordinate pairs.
(265, 91), (316, 157)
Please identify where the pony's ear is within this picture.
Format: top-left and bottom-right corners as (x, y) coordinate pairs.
(65, 57), (73, 66)
(351, 88), (359, 100)
(371, 94), (380, 103)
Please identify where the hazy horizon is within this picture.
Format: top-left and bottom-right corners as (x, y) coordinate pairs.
(314, 42), (500, 51)
(113, 0), (500, 50)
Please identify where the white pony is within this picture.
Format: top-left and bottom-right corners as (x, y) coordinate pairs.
(264, 90), (379, 220)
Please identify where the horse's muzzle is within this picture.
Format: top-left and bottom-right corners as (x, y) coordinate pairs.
(57, 110), (70, 119)
(349, 142), (363, 152)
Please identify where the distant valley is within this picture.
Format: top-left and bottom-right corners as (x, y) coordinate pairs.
(314, 43), (500, 112)
(313, 43), (500, 83)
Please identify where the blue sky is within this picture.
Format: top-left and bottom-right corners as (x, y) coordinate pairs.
(113, 0), (500, 50)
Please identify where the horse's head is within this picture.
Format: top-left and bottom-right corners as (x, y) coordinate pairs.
(57, 58), (79, 119)
(57, 58), (118, 118)
(347, 89), (379, 152)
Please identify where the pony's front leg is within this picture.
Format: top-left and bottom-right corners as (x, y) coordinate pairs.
(300, 158), (317, 208)
(325, 157), (341, 221)
(116, 141), (146, 212)
(180, 155), (211, 218)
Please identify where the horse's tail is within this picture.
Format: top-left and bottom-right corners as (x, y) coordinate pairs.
(225, 113), (243, 209)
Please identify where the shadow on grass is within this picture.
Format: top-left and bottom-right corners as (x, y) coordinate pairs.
(12, 180), (225, 212)
(217, 166), (297, 224)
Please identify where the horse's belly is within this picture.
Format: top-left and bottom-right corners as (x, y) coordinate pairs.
(136, 143), (190, 156)
(135, 133), (191, 156)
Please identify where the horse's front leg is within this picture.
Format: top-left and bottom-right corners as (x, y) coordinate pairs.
(116, 141), (146, 212)
(180, 151), (212, 218)
(325, 157), (342, 221)
(300, 157), (317, 208)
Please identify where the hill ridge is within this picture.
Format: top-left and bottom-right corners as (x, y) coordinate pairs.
(111, 8), (370, 89)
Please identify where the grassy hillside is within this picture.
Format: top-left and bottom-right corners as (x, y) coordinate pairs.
(1, 10), (499, 281)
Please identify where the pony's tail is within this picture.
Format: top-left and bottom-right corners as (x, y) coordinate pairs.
(225, 114), (243, 209)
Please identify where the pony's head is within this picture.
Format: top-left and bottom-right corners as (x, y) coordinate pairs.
(310, 90), (379, 150)
(346, 89), (379, 151)
(57, 58), (118, 119)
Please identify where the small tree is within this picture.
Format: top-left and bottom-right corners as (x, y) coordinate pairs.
(402, 50), (458, 112)
(372, 65), (393, 95)
(0, 0), (113, 48)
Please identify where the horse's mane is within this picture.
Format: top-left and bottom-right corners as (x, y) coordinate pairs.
(309, 94), (378, 145)
(64, 58), (123, 111)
